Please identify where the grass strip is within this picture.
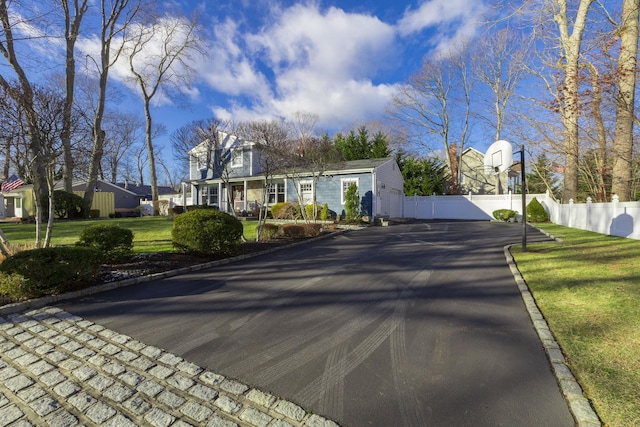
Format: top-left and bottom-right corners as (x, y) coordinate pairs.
(0, 216), (260, 254)
(511, 223), (640, 427)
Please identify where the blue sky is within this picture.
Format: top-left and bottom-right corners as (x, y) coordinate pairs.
(6, 0), (492, 178)
(118, 0), (489, 134)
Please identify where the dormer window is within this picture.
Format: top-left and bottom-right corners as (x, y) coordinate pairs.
(231, 149), (243, 167)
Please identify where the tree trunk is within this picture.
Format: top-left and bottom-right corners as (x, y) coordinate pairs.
(611, 0), (640, 201)
(554, 0), (593, 202)
(143, 97), (160, 215)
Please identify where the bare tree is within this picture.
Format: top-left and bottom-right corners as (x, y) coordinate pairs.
(61, 0), (89, 192)
(238, 119), (290, 237)
(472, 28), (528, 141)
(390, 44), (473, 193)
(101, 111), (143, 182)
(83, 0), (142, 217)
(547, 0), (594, 202)
(611, 0), (639, 201)
(125, 12), (202, 215)
(0, 0), (51, 246)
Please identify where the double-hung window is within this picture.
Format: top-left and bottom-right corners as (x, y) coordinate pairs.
(267, 183), (285, 204)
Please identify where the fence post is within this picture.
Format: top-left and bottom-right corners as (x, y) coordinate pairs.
(432, 193), (436, 218)
(569, 199), (574, 228)
(611, 194), (619, 235)
(586, 197), (592, 231)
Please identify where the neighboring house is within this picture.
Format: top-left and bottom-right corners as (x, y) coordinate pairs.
(0, 184), (35, 219)
(186, 133), (405, 220)
(115, 181), (177, 203)
(0, 180), (115, 219)
(459, 147), (518, 195)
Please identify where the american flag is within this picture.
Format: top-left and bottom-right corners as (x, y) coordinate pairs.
(1, 174), (24, 192)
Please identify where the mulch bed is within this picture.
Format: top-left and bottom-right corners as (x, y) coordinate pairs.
(97, 240), (291, 284)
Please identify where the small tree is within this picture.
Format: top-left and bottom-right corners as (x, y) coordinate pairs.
(344, 183), (360, 222)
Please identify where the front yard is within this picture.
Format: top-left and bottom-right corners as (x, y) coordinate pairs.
(511, 224), (640, 427)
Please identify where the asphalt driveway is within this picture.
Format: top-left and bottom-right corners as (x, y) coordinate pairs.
(61, 220), (574, 426)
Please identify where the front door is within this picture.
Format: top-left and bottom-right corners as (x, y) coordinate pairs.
(5, 197), (15, 217)
(232, 185), (244, 212)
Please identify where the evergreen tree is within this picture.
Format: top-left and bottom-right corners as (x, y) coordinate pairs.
(333, 126), (390, 160)
(396, 151), (448, 196)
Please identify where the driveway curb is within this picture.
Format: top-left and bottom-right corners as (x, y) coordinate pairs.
(504, 243), (601, 427)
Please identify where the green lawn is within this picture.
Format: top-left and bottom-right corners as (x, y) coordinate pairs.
(511, 224), (640, 427)
(0, 217), (259, 254)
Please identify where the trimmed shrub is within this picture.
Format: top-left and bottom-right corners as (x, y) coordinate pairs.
(0, 272), (28, 301)
(492, 209), (518, 221)
(302, 223), (322, 237)
(527, 197), (550, 222)
(320, 203), (330, 221)
(172, 209), (243, 255)
(280, 224), (306, 239)
(305, 204), (323, 220)
(77, 224), (134, 260)
(0, 247), (102, 298)
(53, 190), (84, 219)
(89, 209), (101, 218)
(257, 223), (280, 241)
(271, 202), (296, 219)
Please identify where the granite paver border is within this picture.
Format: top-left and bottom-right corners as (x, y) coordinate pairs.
(504, 241), (602, 427)
(0, 306), (341, 427)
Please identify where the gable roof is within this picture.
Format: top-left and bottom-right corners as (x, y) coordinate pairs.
(115, 182), (176, 197)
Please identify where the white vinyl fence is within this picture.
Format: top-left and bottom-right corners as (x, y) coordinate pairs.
(402, 192), (545, 221)
(401, 191), (640, 240)
(540, 194), (640, 240)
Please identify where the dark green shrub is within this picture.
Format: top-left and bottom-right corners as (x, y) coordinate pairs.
(53, 190), (84, 219)
(257, 223), (280, 241)
(527, 197), (550, 222)
(320, 203), (330, 221)
(0, 247), (102, 298)
(492, 209), (518, 221)
(89, 209), (101, 218)
(172, 209), (243, 255)
(77, 224), (134, 260)
(345, 183), (360, 221)
(271, 202), (296, 219)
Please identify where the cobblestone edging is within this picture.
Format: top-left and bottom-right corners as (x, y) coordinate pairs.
(503, 245), (601, 427)
(0, 307), (340, 427)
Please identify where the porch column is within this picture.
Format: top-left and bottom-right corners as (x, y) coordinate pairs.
(243, 180), (248, 212)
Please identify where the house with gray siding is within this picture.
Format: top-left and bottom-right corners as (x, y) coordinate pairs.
(186, 133), (404, 220)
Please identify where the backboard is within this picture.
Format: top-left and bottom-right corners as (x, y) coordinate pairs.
(484, 140), (513, 175)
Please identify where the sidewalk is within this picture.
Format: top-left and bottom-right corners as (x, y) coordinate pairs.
(0, 306), (339, 427)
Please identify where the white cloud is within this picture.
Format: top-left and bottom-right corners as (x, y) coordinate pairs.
(198, 18), (272, 99)
(205, 3), (398, 129)
(396, 0), (486, 55)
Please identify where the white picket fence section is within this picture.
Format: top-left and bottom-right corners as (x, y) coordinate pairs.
(401, 191), (640, 240)
(541, 194), (640, 240)
(402, 192), (544, 221)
